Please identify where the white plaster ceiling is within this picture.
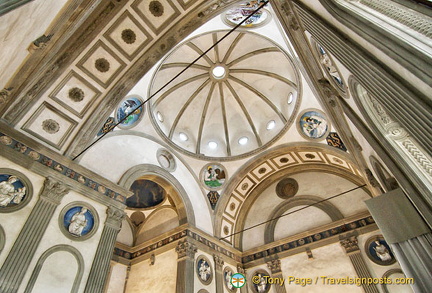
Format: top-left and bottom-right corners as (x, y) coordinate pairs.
(148, 30), (300, 159)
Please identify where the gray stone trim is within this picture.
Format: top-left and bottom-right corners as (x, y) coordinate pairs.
(0, 124), (131, 206)
(264, 195), (344, 244)
(23, 245), (84, 293)
(118, 163), (195, 226)
(213, 254), (224, 292)
(0, 177), (68, 293)
(296, 1), (432, 155)
(58, 201), (100, 241)
(380, 269), (404, 293)
(319, 0), (432, 86)
(0, 168), (33, 213)
(0, 225), (4, 253)
(0, 0), (33, 17)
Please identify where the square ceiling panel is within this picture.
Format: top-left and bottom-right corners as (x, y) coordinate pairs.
(104, 10), (153, 61)
(22, 102), (77, 149)
(49, 70), (101, 118)
(77, 40), (126, 88)
(132, 0), (180, 34)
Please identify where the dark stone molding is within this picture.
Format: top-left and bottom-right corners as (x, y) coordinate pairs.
(1, 0), (127, 124)
(294, 1), (431, 156)
(23, 245), (84, 293)
(0, 123), (131, 206)
(264, 195), (344, 244)
(319, 0), (432, 86)
(0, 0), (33, 17)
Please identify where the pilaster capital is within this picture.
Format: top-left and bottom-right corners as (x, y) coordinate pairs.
(280, 0), (300, 30)
(40, 177), (69, 204)
(266, 259), (282, 274)
(237, 264), (246, 274)
(213, 254), (224, 269)
(105, 206), (126, 230)
(340, 236), (360, 254)
(0, 88), (12, 105)
(318, 78), (340, 107)
(175, 240), (197, 260)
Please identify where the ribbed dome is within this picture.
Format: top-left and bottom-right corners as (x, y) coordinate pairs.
(149, 30), (300, 160)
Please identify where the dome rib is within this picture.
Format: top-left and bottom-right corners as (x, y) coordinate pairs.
(227, 47), (279, 67)
(187, 42), (214, 65)
(153, 73), (208, 108)
(229, 68), (297, 89)
(224, 80), (262, 147)
(221, 33), (245, 64)
(168, 78), (211, 139)
(228, 75), (288, 124)
(196, 82), (217, 154)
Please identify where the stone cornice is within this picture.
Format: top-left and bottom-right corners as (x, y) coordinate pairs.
(113, 214), (377, 266)
(0, 122), (131, 207)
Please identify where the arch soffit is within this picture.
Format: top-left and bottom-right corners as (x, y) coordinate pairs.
(118, 164), (195, 227)
(263, 195), (344, 244)
(214, 142), (367, 245)
(137, 205), (179, 235)
(24, 245), (84, 293)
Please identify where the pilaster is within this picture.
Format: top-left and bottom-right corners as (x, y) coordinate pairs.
(266, 259), (286, 293)
(84, 206), (125, 293)
(175, 240), (197, 293)
(213, 254), (224, 293)
(0, 177), (69, 293)
(340, 236), (379, 293)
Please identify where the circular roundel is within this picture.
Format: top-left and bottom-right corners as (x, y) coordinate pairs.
(276, 178), (299, 199)
(126, 179), (166, 209)
(149, 30), (301, 160)
(59, 202), (99, 241)
(0, 169), (32, 213)
(365, 235), (396, 266)
(115, 96), (144, 129)
(196, 255), (213, 285)
(223, 266), (237, 292)
(297, 109), (330, 140)
(201, 163), (227, 191)
(250, 270), (271, 293)
(223, 2), (271, 28)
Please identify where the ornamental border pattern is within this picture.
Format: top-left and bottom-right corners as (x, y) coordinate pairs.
(113, 215), (376, 263)
(0, 132), (125, 203)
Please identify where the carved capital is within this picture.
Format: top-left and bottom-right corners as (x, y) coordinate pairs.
(175, 240), (197, 260)
(365, 168), (381, 188)
(106, 206), (126, 230)
(0, 88), (12, 105)
(237, 264), (246, 274)
(40, 177), (69, 204)
(340, 236), (360, 254)
(318, 78), (339, 107)
(266, 259), (282, 274)
(213, 254), (224, 269)
(281, 1), (300, 30)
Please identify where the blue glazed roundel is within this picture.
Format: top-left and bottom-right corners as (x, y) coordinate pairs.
(116, 96), (144, 128)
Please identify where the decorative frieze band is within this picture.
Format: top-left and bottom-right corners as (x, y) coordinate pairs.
(357, 0), (432, 38)
(0, 132), (126, 203)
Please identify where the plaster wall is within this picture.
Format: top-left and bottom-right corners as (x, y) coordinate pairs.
(280, 242), (362, 293)
(27, 250), (78, 293)
(106, 262), (128, 293)
(0, 156), (45, 266)
(79, 134), (213, 234)
(125, 248), (177, 293)
(0, 0), (68, 89)
(18, 190), (107, 293)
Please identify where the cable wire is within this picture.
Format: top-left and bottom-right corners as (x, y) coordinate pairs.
(219, 184), (367, 241)
(73, 0), (270, 160)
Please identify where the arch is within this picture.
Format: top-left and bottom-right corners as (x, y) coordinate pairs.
(369, 156), (398, 193)
(0, 225), (5, 253)
(214, 142), (369, 247)
(24, 245), (84, 293)
(118, 164), (195, 226)
(349, 77), (432, 196)
(264, 195), (344, 244)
